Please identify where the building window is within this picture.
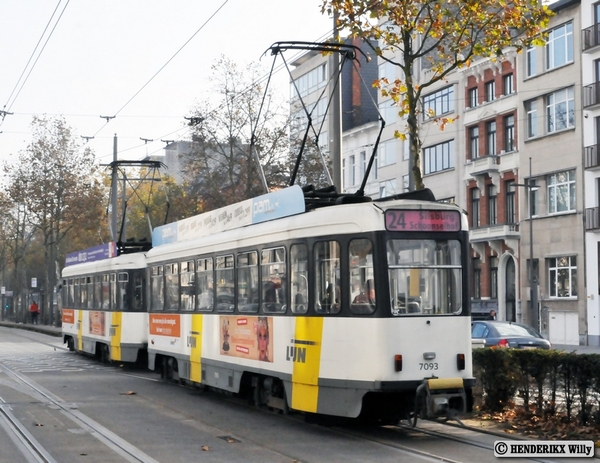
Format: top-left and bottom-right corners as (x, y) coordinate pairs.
(379, 100), (398, 124)
(548, 170), (576, 214)
(468, 87), (478, 108)
(490, 256), (498, 299)
(526, 100), (537, 138)
(488, 184), (497, 225)
(503, 74), (514, 95)
(402, 174), (409, 192)
(360, 151), (366, 179)
(504, 114), (515, 152)
(378, 139), (397, 167)
(469, 126), (479, 159)
(549, 256), (577, 298)
(526, 46), (537, 77)
(423, 140), (454, 174)
(546, 22), (573, 70)
(505, 180), (516, 224)
(485, 81), (495, 102)
(486, 120), (497, 156)
(547, 87), (574, 133)
(472, 258), (481, 299)
(402, 138), (410, 161)
(529, 179), (538, 218)
(423, 86), (454, 119)
(471, 188), (480, 228)
(349, 155), (356, 186)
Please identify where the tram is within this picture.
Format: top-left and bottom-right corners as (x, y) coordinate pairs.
(143, 185), (475, 422)
(61, 244), (147, 364)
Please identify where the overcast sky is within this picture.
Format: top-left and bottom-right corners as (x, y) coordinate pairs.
(0, 1), (332, 166)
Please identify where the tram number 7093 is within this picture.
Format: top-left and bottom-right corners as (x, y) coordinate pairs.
(419, 362), (439, 371)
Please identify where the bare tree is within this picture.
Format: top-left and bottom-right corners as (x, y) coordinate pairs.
(183, 56), (290, 210)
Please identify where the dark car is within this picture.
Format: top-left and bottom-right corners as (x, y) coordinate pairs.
(471, 320), (551, 349)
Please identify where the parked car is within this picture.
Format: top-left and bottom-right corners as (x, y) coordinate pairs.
(471, 320), (551, 349)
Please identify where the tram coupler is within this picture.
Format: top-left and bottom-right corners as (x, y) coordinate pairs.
(413, 377), (467, 425)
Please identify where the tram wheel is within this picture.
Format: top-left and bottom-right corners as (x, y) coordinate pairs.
(67, 337), (75, 352)
(99, 344), (110, 363)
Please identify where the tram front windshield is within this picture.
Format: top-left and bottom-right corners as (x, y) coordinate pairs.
(387, 239), (462, 315)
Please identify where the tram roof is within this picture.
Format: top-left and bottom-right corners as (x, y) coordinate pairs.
(145, 194), (465, 264)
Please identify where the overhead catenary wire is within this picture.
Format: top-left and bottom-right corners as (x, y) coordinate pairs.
(1, 0), (71, 128)
(91, 0), (230, 140)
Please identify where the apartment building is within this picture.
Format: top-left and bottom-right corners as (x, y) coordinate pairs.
(582, 0), (600, 346)
(289, 39), (379, 194)
(252, 0), (595, 346)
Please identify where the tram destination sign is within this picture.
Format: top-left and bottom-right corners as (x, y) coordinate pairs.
(385, 209), (461, 232)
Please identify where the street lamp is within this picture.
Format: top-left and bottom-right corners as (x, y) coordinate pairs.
(515, 157), (539, 331)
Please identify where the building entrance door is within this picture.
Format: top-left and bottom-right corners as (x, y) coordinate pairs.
(505, 257), (516, 322)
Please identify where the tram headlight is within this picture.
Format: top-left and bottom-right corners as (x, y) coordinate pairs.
(456, 353), (465, 371)
(394, 354), (403, 372)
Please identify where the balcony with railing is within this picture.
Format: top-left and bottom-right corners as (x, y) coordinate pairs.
(586, 207), (600, 231)
(583, 24), (600, 52)
(470, 223), (520, 257)
(466, 154), (499, 178)
(470, 223), (520, 242)
(585, 144), (600, 169)
(583, 82), (600, 108)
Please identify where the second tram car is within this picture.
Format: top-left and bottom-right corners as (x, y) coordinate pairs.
(61, 247), (147, 363)
(143, 186), (475, 421)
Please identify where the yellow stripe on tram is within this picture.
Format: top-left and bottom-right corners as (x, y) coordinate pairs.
(190, 314), (203, 383)
(77, 310), (83, 351)
(110, 312), (122, 361)
(291, 317), (324, 413)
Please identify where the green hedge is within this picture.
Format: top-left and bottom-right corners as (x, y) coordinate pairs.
(472, 349), (600, 426)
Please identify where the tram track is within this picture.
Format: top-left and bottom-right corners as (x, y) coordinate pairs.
(0, 361), (160, 463)
(323, 419), (566, 463)
(0, 399), (57, 463)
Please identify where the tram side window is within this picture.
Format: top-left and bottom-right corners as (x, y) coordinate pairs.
(132, 270), (145, 312)
(349, 238), (376, 315)
(261, 247), (286, 313)
(101, 274), (110, 310)
(118, 272), (130, 311)
(87, 277), (94, 309)
(165, 263), (179, 311)
(67, 279), (74, 307)
(315, 241), (341, 314)
(290, 244), (308, 314)
(238, 251), (259, 313)
(74, 278), (81, 308)
(180, 261), (195, 311)
(110, 273), (117, 310)
(80, 277), (88, 309)
(61, 280), (68, 308)
(151, 266), (164, 311)
(216, 255), (234, 312)
(197, 258), (214, 312)
(94, 275), (102, 310)
(387, 239), (462, 315)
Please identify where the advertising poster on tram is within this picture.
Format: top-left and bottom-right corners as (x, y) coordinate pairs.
(62, 308), (75, 325)
(89, 311), (106, 336)
(220, 316), (273, 363)
(149, 314), (181, 337)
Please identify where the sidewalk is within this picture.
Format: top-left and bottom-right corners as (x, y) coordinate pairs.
(0, 320), (62, 337)
(552, 343), (600, 354)
(1, 320), (600, 353)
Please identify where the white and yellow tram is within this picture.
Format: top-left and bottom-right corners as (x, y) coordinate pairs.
(61, 246), (147, 364)
(144, 185), (475, 421)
